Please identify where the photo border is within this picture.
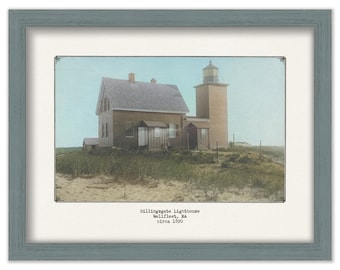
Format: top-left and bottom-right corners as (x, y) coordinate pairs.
(9, 10), (331, 260)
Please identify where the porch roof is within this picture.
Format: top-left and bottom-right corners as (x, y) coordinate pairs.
(186, 121), (210, 129)
(140, 120), (168, 128)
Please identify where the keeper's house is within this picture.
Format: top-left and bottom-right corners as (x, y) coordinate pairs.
(95, 73), (189, 150)
(89, 62), (228, 150)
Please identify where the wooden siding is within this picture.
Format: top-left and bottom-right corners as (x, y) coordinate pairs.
(146, 127), (168, 149)
(111, 110), (185, 149)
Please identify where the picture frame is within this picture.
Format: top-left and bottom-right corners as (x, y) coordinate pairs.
(9, 10), (331, 260)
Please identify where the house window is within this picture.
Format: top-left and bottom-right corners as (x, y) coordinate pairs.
(201, 128), (208, 145)
(126, 122), (134, 137)
(154, 127), (160, 138)
(105, 123), (108, 137)
(101, 99), (104, 113)
(106, 98), (110, 110)
(201, 128), (208, 137)
(103, 97), (110, 112)
(169, 123), (176, 138)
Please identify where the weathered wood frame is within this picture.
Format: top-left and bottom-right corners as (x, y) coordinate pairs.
(9, 10), (332, 260)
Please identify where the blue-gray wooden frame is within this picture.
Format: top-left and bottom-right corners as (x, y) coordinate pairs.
(9, 10), (332, 260)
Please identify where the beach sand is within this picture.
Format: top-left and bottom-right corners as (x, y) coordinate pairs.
(55, 174), (280, 203)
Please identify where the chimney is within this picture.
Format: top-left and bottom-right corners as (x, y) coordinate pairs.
(128, 73), (135, 83)
(150, 78), (157, 83)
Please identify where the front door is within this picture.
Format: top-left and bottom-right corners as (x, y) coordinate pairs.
(138, 127), (147, 146)
(186, 125), (198, 149)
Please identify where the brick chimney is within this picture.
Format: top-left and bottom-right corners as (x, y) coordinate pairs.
(150, 78), (157, 83)
(128, 73), (135, 83)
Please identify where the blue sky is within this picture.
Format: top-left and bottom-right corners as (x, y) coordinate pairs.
(55, 57), (285, 147)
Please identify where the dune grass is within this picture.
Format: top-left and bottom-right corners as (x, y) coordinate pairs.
(56, 146), (285, 201)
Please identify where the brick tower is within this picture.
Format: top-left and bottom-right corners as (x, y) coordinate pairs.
(195, 61), (229, 149)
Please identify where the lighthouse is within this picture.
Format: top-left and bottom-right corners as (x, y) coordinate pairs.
(194, 61), (229, 149)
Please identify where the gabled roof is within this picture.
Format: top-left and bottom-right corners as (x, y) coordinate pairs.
(96, 77), (189, 115)
(186, 122), (210, 129)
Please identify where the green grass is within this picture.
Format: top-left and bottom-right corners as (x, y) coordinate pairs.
(56, 147), (285, 201)
(225, 146), (284, 162)
(56, 147), (82, 155)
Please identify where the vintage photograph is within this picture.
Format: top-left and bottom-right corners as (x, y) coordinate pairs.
(55, 56), (285, 202)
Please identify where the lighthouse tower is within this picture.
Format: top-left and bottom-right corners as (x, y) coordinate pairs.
(195, 61), (229, 149)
